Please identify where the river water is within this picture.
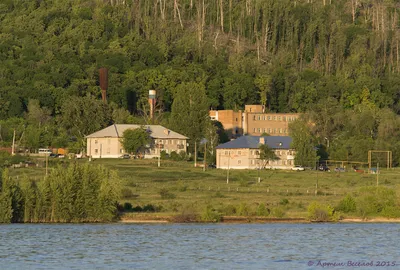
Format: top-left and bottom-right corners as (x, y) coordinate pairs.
(0, 223), (399, 269)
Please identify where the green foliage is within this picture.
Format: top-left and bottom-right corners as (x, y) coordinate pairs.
(336, 194), (357, 213)
(256, 203), (270, 216)
(279, 198), (289, 206)
(271, 207), (286, 218)
(355, 186), (399, 218)
(200, 205), (222, 222)
(236, 203), (250, 216)
(259, 143), (279, 168)
(307, 202), (338, 222)
(0, 164), (121, 223)
(289, 118), (318, 167)
(121, 127), (151, 156)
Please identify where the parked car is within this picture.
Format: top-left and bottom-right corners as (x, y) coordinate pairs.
(49, 153), (59, 158)
(319, 165), (330, 172)
(208, 164), (216, 169)
(292, 165), (305, 171)
(120, 154), (131, 159)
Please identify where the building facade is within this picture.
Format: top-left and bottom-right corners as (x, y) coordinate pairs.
(216, 136), (295, 170)
(86, 124), (188, 158)
(209, 105), (299, 138)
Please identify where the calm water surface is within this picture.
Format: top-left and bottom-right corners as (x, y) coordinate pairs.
(0, 223), (399, 269)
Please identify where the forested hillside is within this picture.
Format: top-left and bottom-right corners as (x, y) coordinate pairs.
(1, 0), (400, 164)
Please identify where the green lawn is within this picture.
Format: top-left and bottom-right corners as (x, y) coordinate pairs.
(8, 158), (400, 219)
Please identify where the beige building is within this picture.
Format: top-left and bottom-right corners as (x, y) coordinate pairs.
(86, 124), (188, 158)
(216, 136), (295, 170)
(209, 105), (299, 138)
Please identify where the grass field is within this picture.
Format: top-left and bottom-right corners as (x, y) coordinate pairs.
(7, 158), (400, 219)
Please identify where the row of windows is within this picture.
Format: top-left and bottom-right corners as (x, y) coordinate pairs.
(223, 150), (294, 156)
(156, 139), (185, 145)
(222, 159), (294, 166)
(253, 128), (288, 134)
(250, 159), (294, 165)
(252, 115), (297, 122)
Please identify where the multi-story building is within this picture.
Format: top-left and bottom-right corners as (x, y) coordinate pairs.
(86, 124), (188, 158)
(216, 136), (295, 170)
(209, 105), (299, 138)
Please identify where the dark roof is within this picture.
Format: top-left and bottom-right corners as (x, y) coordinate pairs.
(216, 136), (292, 149)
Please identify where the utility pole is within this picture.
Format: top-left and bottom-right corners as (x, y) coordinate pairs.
(158, 141), (161, 167)
(376, 162), (379, 186)
(194, 141), (197, 167)
(12, 129), (16, 156)
(227, 151), (230, 184)
(203, 142), (206, 172)
(45, 153), (48, 176)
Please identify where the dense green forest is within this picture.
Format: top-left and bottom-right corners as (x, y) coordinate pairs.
(1, 0), (400, 164)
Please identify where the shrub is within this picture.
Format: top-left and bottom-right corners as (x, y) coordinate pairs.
(279, 198), (289, 206)
(356, 186), (398, 218)
(159, 188), (176, 199)
(307, 202), (338, 222)
(256, 203), (270, 216)
(200, 205), (222, 222)
(160, 151), (169, 160)
(237, 203), (250, 216)
(336, 194), (356, 213)
(271, 207), (285, 218)
(123, 202), (133, 211)
(143, 204), (158, 212)
(381, 206), (400, 218)
(222, 204), (236, 215)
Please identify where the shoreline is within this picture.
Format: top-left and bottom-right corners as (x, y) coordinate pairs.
(118, 215), (400, 224)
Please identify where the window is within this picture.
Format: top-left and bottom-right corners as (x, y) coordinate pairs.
(258, 115), (261, 120)
(274, 128), (277, 133)
(274, 116), (277, 121)
(238, 160), (241, 165)
(238, 151), (241, 155)
(263, 128), (266, 133)
(283, 116), (286, 121)
(253, 115), (256, 120)
(251, 160), (255, 165)
(278, 116), (281, 121)
(255, 151), (259, 155)
(268, 128), (271, 133)
(95, 140), (98, 144)
(258, 128), (261, 133)
(120, 149), (124, 153)
(169, 140), (172, 145)
(268, 116), (271, 120)
(95, 149), (98, 154)
(279, 128), (282, 133)
(225, 151), (228, 155)
(235, 118), (238, 122)
(253, 128), (256, 132)
(263, 116), (266, 120)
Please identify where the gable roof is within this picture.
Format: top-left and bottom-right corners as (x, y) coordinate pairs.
(216, 136), (292, 149)
(86, 124), (188, 139)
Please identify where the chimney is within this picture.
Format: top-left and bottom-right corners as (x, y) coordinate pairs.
(259, 137), (265, 144)
(164, 129), (170, 135)
(99, 68), (108, 103)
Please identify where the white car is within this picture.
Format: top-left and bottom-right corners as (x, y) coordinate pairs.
(292, 165), (305, 171)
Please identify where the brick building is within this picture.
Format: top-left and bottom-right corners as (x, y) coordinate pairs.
(209, 105), (299, 138)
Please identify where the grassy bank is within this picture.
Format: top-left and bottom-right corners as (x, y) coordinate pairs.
(7, 158), (400, 221)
